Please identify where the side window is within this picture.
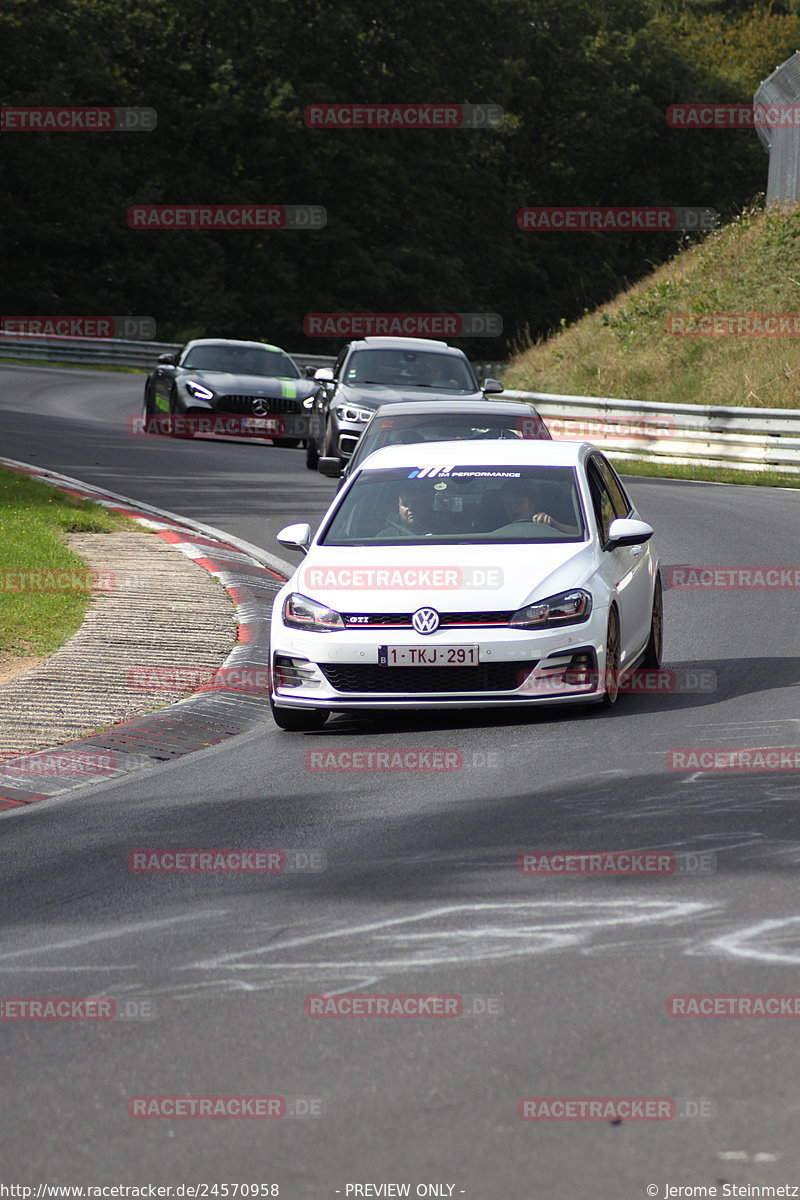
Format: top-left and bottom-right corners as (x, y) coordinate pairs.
(594, 455), (631, 519)
(587, 462), (616, 543)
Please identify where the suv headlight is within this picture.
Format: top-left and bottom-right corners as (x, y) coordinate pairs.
(185, 379), (215, 401)
(335, 405), (373, 423)
(283, 592), (344, 631)
(509, 589), (592, 629)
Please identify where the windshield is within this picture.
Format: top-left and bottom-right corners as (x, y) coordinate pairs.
(352, 411), (549, 466)
(181, 344), (301, 378)
(322, 465), (586, 545)
(344, 349), (475, 391)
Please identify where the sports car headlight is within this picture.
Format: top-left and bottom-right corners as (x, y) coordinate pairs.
(509, 589), (592, 629)
(335, 405), (373, 423)
(185, 379), (215, 401)
(283, 592), (345, 631)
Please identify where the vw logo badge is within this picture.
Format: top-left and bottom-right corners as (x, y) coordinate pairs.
(252, 397), (270, 415)
(412, 607), (440, 635)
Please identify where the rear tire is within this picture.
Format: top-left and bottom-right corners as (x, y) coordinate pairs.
(273, 438), (300, 449)
(269, 695), (329, 731)
(602, 606), (621, 707)
(640, 573), (663, 669)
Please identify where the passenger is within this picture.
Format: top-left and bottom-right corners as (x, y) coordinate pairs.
(377, 487), (437, 536)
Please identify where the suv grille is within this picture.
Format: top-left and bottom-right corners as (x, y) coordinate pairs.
(319, 661), (536, 694)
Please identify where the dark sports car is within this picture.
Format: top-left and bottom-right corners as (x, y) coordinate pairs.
(142, 338), (316, 447)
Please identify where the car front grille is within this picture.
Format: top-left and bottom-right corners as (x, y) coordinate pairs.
(319, 660), (536, 694)
(216, 395), (299, 415)
(342, 611), (515, 628)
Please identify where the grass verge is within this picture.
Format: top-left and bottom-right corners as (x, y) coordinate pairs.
(611, 457), (800, 488)
(0, 466), (134, 656)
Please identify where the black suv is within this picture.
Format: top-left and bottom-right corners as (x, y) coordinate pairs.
(304, 336), (503, 470)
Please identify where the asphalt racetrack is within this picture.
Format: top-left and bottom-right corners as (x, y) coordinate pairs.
(2, 364), (800, 1196)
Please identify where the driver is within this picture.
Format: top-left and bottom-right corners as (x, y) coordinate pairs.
(419, 357), (460, 389)
(493, 481), (579, 536)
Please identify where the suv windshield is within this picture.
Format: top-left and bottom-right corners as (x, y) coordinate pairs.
(322, 465), (586, 545)
(351, 412), (549, 468)
(181, 345), (300, 378)
(344, 349), (475, 391)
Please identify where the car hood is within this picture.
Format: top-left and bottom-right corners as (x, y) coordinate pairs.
(337, 383), (484, 408)
(293, 541), (597, 613)
(178, 370), (315, 399)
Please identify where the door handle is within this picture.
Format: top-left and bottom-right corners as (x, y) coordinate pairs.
(629, 545), (644, 557)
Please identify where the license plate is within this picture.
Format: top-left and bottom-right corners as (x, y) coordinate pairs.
(242, 416), (282, 432)
(378, 645), (480, 667)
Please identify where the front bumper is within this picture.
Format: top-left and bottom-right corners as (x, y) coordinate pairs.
(270, 616), (609, 711)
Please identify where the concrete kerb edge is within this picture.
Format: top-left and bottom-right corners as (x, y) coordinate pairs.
(0, 457), (291, 813)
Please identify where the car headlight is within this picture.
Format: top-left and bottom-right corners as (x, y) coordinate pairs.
(509, 589), (592, 629)
(283, 592), (344, 631)
(185, 379), (215, 401)
(335, 405), (373, 423)
(302, 396), (315, 410)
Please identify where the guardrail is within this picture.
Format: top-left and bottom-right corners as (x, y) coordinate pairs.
(0, 333), (507, 382)
(4, 333), (795, 473)
(504, 389), (800, 475)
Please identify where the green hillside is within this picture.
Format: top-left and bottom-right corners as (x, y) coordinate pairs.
(505, 204), (800, 409)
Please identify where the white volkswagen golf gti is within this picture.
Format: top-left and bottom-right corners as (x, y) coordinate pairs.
(270, 440), (662, 729)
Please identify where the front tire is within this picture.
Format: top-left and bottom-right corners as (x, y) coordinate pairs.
(640, 573), (663, 669)
(269, 695), (329, 731)
(602, 606), (621, 707)
(168, 387), (193, 438)
(305, 437), (319, 470)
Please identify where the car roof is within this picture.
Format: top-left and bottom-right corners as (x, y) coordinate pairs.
(350, 336), (457, 353)
(367, 399), (538, 418)
(183, 338), (286, 353)
(359, 439), (591, 470)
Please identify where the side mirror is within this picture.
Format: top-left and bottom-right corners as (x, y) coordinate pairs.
(158, 353), (177, 365)
(277, 522), (312, 556)
(314, 367), (335, 382)
(605, 518), (654, 549)
(318, 457), (342, 478)
(483, 378), (504, 395)
(304, 364), (318, 378)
